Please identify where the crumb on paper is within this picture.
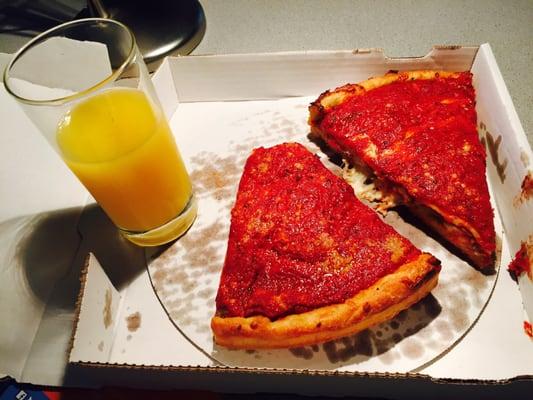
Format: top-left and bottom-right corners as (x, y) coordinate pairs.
(126, 311), (141, 332)
(98, 341), (104, 352)
(103, 288), (113, 329)
(524, 321), (533, 339)
(508, 236), (533, 281)
(514, 171), (533, 207)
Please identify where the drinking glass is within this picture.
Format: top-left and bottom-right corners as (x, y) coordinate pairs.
(3, 18), (197, 246)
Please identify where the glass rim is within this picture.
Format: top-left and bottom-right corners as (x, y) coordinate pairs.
(3, 18), (137, 106)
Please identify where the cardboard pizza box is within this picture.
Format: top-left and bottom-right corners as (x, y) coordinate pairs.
(1, 44), (532, 398)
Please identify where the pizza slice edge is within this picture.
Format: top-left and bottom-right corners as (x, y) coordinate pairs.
(212, 253), (439, 349)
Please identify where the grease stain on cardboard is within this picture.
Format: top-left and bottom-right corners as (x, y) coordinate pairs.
(103, 288), (112, 329)
(126, 311), (142, 332)
(520, 150), (530, 168)
(480, 122), (507, 183)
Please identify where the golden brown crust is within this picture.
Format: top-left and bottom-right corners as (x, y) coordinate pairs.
(211, 253), (439, 349)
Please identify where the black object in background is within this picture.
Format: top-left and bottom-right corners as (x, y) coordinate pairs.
(0, 0), (205, 70)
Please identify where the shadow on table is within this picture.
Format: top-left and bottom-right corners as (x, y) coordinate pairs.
(7, 203), (146, 310)
(1, 204), (154, 383)
(75, 203), (147, 290)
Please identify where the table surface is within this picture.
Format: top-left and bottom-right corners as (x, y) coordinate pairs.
(1, 0), (531, 145)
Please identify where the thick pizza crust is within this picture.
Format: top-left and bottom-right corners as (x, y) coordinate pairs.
(308, 70), (494, 270)
(408, 203), (494, 270)
(211, 253), (440, 349)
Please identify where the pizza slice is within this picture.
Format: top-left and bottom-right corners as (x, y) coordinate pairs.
(309, 71), (496, 270)
(211, 143), (440, 349)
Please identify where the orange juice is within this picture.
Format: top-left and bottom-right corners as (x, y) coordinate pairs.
(56, 88), (193, 238)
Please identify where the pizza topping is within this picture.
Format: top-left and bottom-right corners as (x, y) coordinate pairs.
(316, 72), (495, 259)
(216, 143), (425, 319)
(342, 162), (398, 212)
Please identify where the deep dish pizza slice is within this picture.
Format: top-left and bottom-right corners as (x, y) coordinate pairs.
(211, 143), (440, 349)
(309, 71), (496, 270)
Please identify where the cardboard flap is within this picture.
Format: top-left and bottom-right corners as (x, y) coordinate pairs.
(472, 44), (533, 324)
(167, 46), (478, 102)
(69, 254), (122, 363)
(152, 58), (179, 121)
(472, 44), (533, 246)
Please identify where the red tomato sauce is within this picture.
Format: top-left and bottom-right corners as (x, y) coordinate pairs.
(216, 143), (427, 319)
(319, 72), (495, 255)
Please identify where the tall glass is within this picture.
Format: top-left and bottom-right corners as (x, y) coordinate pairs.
(3, 18), (197, 246)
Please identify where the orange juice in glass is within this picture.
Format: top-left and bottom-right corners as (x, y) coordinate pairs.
(3, 19), (197, 246)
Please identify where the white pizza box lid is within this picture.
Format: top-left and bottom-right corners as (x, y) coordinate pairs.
(1, 44), (532, 397)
